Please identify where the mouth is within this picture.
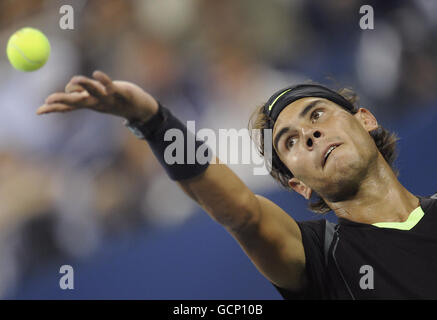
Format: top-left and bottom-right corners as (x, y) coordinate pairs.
(322, 143), (342, 168)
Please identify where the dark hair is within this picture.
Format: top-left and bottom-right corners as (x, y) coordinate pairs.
(249, 85), (399, 214)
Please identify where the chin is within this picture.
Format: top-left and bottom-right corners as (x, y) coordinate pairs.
(320, 158), (368, 202)
(323, 178), (362, 203)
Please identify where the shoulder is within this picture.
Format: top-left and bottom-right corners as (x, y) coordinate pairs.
(297, 218), (327, 230)
(420, 193), (437, 213)
(297, 219), (328, 241)
(287, 218), (332, 299)
(295, 218), (332, 256)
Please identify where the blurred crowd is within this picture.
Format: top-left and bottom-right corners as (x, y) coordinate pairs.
(0, 0), (436, 297)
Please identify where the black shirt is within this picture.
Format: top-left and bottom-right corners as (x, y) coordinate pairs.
(275, 196), (437, 299)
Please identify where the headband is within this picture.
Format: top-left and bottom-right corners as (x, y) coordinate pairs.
(263, 84), (357, 127)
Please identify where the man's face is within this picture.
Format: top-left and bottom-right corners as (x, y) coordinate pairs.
(272, 97), (379, 202)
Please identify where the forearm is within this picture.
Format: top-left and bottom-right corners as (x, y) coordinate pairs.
(126, 103), (260, 231)
(177, 157), (260, 231)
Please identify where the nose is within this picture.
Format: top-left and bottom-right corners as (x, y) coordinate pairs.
(305, 130), (322, 148)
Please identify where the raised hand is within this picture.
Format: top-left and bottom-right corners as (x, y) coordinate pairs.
(37, 71), (159, 122)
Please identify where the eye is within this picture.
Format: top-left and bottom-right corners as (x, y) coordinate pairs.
(285, 136), (297, 149)
(311, 109), (324, 122)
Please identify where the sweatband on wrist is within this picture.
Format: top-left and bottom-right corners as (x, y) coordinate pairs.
(124, 103), (212, 181)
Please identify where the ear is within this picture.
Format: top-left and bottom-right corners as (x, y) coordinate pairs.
(354, 107), (378, 132)
(289, 177), (312, 200)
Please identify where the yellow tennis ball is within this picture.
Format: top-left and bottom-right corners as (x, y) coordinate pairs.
(6, 27), (51, 72)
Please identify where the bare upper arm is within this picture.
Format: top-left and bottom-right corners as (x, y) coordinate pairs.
(227, 194), (307, 292)
(176, 158), (307, 292)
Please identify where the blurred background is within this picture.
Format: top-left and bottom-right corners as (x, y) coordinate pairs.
(0, 0), (435, 299)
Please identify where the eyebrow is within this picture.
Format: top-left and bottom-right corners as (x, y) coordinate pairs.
(299, 99), (324, 118)
(273, 99), (324, 151)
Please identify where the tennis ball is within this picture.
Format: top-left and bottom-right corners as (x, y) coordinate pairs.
(6, 27), (51, 72)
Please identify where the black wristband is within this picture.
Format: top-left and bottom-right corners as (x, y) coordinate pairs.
(124, 102), (167, 139)
(125, 103), (212, 181)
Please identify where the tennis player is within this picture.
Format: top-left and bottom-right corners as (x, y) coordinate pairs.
(37, 71), (437, 299)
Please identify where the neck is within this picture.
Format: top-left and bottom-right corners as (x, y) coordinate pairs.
(328, 154), (419, 225)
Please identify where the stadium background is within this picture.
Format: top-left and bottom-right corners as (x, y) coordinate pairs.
(0, 0), (436, 299)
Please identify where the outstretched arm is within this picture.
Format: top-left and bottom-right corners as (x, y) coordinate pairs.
(38, 71), (307, 292)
